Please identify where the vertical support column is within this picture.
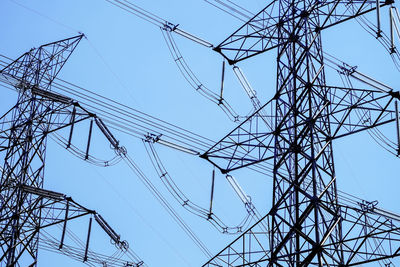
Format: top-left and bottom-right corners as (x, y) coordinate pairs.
(83, 217), (93, 262)
(270, 0), (341, 264)
(59, 199), (70, 249)
(208, 168), (215, 218)
(67, 106), (76, 149)
(0, 34), (83, 266)
(395, 101), (400, 155)
(85, 119), (94, 160)
(219, 61), (225, 104)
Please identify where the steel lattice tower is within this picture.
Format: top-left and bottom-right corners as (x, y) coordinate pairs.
(0, 35), (139, 267)
(201, 0), (400, 265)
(0, 35), (84, 265)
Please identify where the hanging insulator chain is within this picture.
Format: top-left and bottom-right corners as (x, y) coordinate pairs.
(95, 117), (120, 149)
(233, 66), (257, 100)
(359, 200), (379, 212)
(162, 22), (213, 48)
(95, 117), (127, 156)
(376, 0), (382, 37)
(145, 133), (200, 155)
(390, 7), (395, 53)
(94, 214), (129, 250)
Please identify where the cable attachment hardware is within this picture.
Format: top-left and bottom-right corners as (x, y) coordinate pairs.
(124, 261), (144, 267)
(359, 200), (379, 212)
(338, 63), (357, 76)
(144, 133), (162, 143)
(162, 22), (179, 32)
(15, 81), (29, 91)
(116, 146), (127, 156)
(244, 197), (256, 215)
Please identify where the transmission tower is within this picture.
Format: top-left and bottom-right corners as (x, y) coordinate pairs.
(0, 35), (142, 266)
(200, 0), (400, 265)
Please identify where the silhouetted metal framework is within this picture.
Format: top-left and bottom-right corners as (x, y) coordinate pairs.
(201, 0), (400, 265)
(0, 36), (141, 266)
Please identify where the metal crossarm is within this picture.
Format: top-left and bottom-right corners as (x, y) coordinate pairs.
(215, 0), (392, 64)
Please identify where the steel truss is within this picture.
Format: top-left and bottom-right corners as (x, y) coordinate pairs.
(202, 0), (400, 266)
(0, 36), (140, 266)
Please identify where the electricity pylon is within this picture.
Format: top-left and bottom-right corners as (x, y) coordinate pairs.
(202, 0), (400, 265)
(0, 35), (140, 266)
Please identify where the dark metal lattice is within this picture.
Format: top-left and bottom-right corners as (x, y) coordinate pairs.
(202, 0), (400, 265)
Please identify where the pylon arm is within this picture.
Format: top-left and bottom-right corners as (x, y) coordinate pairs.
(0, 183), (141, 266)
(0, 101), (91, 154)
(327, 86), (397, 141)
(203, 199), (400, 267)
(0, 34), (83, 90)
(200, 97), (276, 173)
(215, 0), (391, 64)
(324, 203), (400, 266)
(201, 85), (399, 173)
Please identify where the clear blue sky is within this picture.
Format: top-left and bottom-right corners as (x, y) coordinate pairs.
(1, 0), (400, 266)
